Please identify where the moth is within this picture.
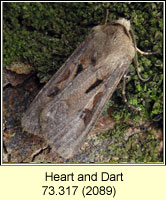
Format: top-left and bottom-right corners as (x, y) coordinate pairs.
(22, 18), (153, 159)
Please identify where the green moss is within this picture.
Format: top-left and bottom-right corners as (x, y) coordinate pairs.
(3, 2), (163, 162)
(99, 122), (162, 163)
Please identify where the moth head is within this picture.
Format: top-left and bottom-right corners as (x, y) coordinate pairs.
(115, 18), (131, 32)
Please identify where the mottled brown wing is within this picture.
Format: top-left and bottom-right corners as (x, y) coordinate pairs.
(22, 22), (135, 158)
(41, 59), (131, 158)
(22, 31), (95, 135)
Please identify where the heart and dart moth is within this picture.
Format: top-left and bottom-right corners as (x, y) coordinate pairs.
(22, 18), (155, 159)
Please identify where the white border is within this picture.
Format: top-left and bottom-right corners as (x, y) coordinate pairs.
(1, 1), (165, 166)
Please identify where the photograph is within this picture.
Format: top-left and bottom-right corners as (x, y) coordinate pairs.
(2, 2), (164, 164)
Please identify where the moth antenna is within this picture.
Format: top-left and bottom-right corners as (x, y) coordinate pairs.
(135, 47), (158, 81)
(104, 9), (109, 25)
(135, 51), (150, 82)
(122, 72), (141, 113)
(136, 47), (158, 55)
(129, 28), (151, 82)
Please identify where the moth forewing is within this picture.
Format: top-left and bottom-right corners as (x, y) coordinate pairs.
(21, 32), (95, 135)
(44, 61), (132, 158)
(22, 18), (136, 159)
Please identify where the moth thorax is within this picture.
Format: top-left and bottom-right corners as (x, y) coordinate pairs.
(116, 18), (131, 32)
